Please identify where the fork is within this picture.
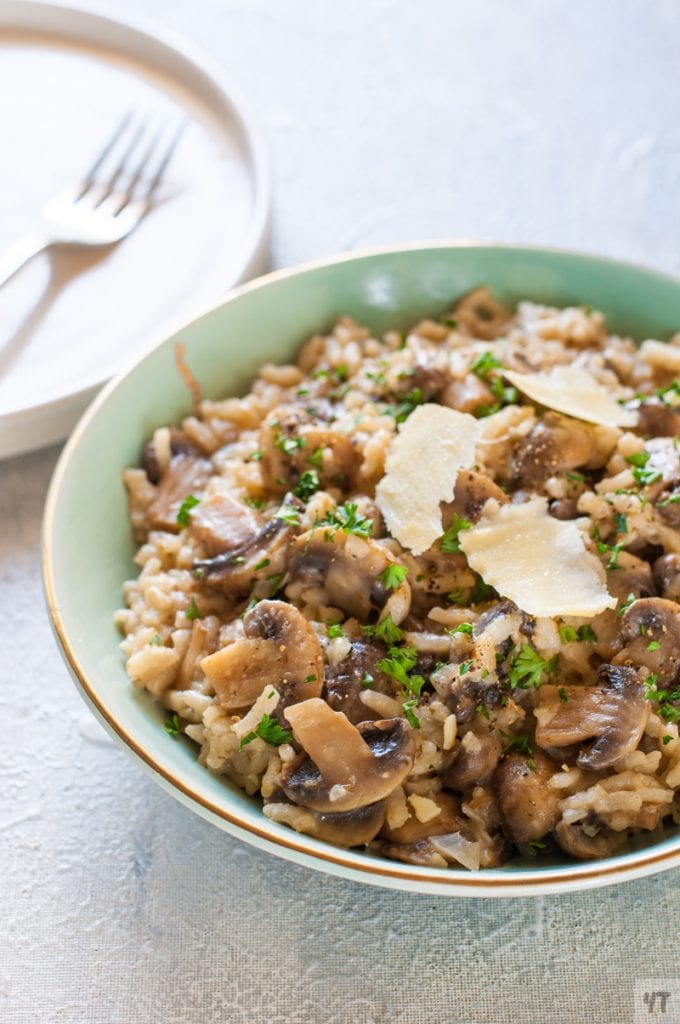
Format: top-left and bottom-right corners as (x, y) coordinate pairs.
(0, 113), (187, 291)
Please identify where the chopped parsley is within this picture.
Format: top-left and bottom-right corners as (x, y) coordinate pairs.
(239, 714), (293, 750)
(459, 660), (474, 675)
(440, 514), (473, 554)
(376, 646), (424, 698)
(247, 450), (263, 462)
(386, 386), (424, 424)
(471, 575), (496, 605)
(327, 622), (344, 639)
(304, 674), (317, 684)
(176, 494), (200, 527)
(378, 564), (408, 590)
(371, 613), (404, 645)
(441, 317), (458, 329)
(619, 592), (637, 616)
(447, 588), (467, 606)
(292, 469), (320, 501)
(320, 502), (373, 537)
(244, 496), (267, 510)
(308, 446), (324, 468)
(614, 513), (628, 534)
(625, 449), (662, 487)
(448, 622), (473, 636)
(402, 699), (420, 729)
(663, 735), (673, 745)
(149, 634), (163, 646)
(559, 687), (569, 703)
(644, 677), (680, 723)
(508, 644), (557, 689)
(500, 730), (532, 756)
(471, 350), (502, 379)
(253, 558), (270, 571)
(658, 494), (680, 507)
(646, 640), (661, 651)
(275, 503), (301, 527)
(361, 673), (375, 690)
(560, 624), (597, 643)
(275, 434), (306, 456)
(593, 525), (623, 569)
(164, 714), (180, 738)
(185, 597), (203, 621)
(566, 470), (585, 483)
(266, 572), (285, 596)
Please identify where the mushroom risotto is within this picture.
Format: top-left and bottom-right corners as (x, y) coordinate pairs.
(116, 287), (680, 870)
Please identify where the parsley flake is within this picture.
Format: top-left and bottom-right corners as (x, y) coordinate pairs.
(185, 597), (203, 621)
(440, 514), (473, 554)
(320, 502), (373, 537)
(239, 715), (293, 750)
(292, 469), (320, 501)
(176, 494), (200, 527)
(508, 644), (557, 689)
(378, 564), (408, 590)
(164, 714), (180, 738)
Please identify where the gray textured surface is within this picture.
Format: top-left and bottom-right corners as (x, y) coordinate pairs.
(3, 2), (680, 1022)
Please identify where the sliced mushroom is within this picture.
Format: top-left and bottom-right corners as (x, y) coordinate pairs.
(453, 285), (511, 340)
(653, 554), (680, 601)
(141, 427), (205, 484)
(147, 451), (213, 532)
(200, 600), (323, 709)
(493, 752), (562, 844)
(379, 837), (448, 868)
(194, 507), (293, 597)
(288, 527), (411, 623)
(554, 816), (628, 860)
(656, 487), (680, 528)
(635, 397), (680, 439)
(189, 491), (264, 556)
(512, 412), (595, 488)
(391, 361), (446, 402)
(264, 799), (386, 848)
(281, 699), (415, 812)
(441, 469), (508, 526)
(442, 729), (502, 791)
(323, 640), (397, 724)
(588, 552), (655, 654)
(614, 597), (680, 685)
(534, 665), (649, 770)
(259, 404), (359, 494)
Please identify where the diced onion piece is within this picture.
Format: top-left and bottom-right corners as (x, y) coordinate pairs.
(503, 365), (636, 428)
(376, 404), (481, 555)
(458, 497), (616, 618)
(430, 832), (481, 871)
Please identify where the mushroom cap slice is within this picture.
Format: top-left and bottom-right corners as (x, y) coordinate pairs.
(614, 597), (680, 685)
(189, 491), (264, 556)
(147, 452), (213, 533)
(654, 554), (680, 601)
(200, 600), (323, 709)
(379, 791), (468, 844)
(534, 665), (649, 771)
(264, 799), (386, 848)
(493, 752), (562, 845)
(442, 729), (502, 791)
(289, 527), (411, 624)
(281, 699), (415, 813)
(554, 818), (628, 861)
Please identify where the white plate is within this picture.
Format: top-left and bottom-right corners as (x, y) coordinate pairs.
(0, 0), (271, 459)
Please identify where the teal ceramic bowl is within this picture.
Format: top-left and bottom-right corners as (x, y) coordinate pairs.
(43, 243), (680, 896)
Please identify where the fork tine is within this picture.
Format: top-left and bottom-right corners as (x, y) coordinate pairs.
(92, 117), (148, 207)
(109, 121), (167, 214)
(142, 119), (189, 204)
(77, 110), (134, 198)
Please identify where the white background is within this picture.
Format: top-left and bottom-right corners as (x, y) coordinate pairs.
(3, 2), (680, 1022)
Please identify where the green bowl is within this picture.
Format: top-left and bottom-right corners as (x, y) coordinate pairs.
(43, 243), (680, 896)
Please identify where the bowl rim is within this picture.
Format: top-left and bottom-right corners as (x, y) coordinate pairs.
(43, 240), (680, 894)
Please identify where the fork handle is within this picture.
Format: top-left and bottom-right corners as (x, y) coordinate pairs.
(0, 234), (49, 290)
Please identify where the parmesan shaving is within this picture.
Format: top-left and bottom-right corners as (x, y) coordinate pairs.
(458, 497), (616, 618)
(376, 404), (481, 555)
(503, 365), (636, 428)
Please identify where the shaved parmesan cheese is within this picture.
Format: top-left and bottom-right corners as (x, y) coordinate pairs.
(458, 497), (616, 618)
(503, 365), (636, 428)
(376, 404), (481, 555)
